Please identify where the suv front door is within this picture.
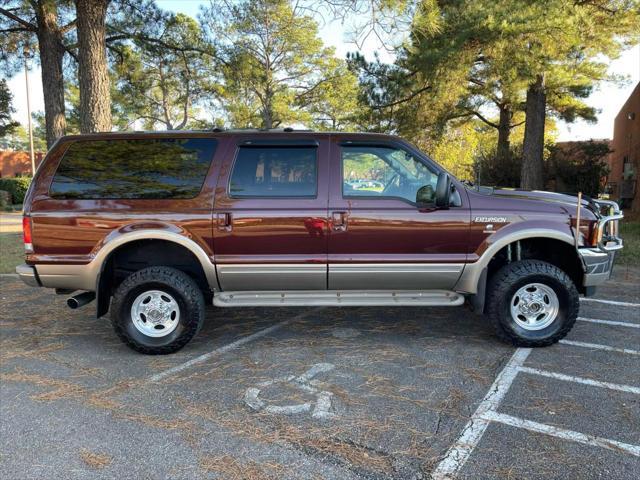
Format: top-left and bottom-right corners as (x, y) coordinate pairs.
(213, 136), (329, 291)
(328, 137), (470, 290)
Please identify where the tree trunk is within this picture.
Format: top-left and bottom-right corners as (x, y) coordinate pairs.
(262, 96), (273, 129)
(34, 1), (66, 148)
(496, 104), (512, 167)
(521, 74), (546, 190)
(75, 0), (111, 133)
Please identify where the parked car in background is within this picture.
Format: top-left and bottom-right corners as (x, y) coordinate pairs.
(17, 130), (623, 354)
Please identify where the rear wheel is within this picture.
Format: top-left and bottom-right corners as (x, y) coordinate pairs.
(486, 260), (579, 347)
(111, 266), (205, 354)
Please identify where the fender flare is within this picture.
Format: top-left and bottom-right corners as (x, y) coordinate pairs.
(455, 226), (576, 295)
(94, 229), (218, 288)
(94, 230), (218, 317)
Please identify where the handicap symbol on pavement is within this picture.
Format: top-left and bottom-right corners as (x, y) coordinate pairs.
(243, 363), (336, 419)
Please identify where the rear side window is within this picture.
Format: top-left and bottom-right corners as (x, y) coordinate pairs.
(50, 138), (217, 199)
(229, 147), (317, 197)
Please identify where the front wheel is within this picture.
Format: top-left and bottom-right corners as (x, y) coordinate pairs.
(110, 266), (205, 354)
(486, 260), (579, 347)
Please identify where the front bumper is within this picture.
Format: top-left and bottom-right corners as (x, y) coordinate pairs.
(579, 248), (615, 287)
(16, 264), (41, 287)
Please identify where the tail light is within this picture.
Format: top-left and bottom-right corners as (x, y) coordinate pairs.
(23, 216), (34, 253)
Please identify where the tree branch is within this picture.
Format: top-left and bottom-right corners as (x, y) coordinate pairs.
(371, 84), (432, 110)
(63, 44), (79, 62)
(0, 27), (31, 33)
(0, 7), (37, 31)
(467, 109), (499, 129)
(60, 19), (77, 34)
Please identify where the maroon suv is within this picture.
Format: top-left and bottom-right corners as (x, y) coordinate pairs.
(16, 130), (623, 354)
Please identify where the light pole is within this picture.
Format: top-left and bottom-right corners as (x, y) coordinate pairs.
(23, 45), (35, 176)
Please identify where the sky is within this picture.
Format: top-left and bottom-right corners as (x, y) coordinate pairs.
(4, 0), (640, 142)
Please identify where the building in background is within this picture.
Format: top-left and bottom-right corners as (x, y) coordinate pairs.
(0, 151), (43, 177)
(607, 82), (639, 211)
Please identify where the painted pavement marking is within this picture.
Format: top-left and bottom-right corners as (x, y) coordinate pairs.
(518, 366), (640, 395)
(431, 348), (532, 479)
(148, 308), (322, 383)
(244, 363), (336, 419)
(578, 317), (640, 328)
(580, 297), (640, 308)
(483, 411), (640, 457)
(559, 339), (640, 356)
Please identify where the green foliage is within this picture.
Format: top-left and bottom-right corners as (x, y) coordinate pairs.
(203, 0), (359, 129)
(617, 221), (639, 267)
(546, 141), (611, 197)
(350, 0), (639, 186)
(0, 123), (45, 152)
(307, 59), (360, 131)
(424, 123), (483, 181)
(0, 78), (19, 137)
(0, 177), (32, 204)
(0, 190), (10, 209)
(471, 118), (559, 187)
(0, 233), (23, 273)
(110, 12), (214, 130)
(0, 1), (75, 77)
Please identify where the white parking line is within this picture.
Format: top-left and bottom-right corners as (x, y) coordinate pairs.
(578, 317), (640, 328)
(580, 297), (640, 308)
(148, 308), (322, 383)
(559, 339), (640, 356)
(483, 411), (640, 457)
(431, 348), (532, 479)
(518, 366), (640, 395)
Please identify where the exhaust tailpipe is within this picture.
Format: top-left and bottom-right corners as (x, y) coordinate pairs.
(67, 291), (96, 309)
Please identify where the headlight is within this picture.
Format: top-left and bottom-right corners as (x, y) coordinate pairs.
(573, 217), (597, 247)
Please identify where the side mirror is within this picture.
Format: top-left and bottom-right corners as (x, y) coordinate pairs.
(435, 172), (452, 208)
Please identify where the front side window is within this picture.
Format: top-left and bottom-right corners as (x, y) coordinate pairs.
(342, 145), (438, 204)
(50, 138), (217, 199)
(229, 147), (317, 197)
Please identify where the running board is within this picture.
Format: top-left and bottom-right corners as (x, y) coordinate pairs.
(213, 290), (465, 307)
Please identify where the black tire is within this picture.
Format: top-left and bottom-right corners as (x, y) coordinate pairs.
(110, 266), (205, 354)
(486, 260), (579, 347)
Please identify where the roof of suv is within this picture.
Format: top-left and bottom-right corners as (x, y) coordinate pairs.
(55, 129), (402, 142)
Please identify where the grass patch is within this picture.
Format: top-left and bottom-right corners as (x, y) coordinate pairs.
(617, 220), (639, 267)
(0, 233), (23, 274)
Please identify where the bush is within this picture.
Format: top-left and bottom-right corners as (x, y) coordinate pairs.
(0, 190), (9, 209)
(0, 177), (32, 204)
(473, 146), (523, 188)
(546, 141), (610, 198)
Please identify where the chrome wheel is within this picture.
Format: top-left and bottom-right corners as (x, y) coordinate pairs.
(131, 290), (180, 338)
(510, 283), (559, 331)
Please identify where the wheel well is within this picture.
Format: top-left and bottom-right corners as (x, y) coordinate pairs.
(97, 239), (212, 317)
(487, 238), (584, 292)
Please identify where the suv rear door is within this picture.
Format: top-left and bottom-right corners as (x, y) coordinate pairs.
(328, 136), (470, 290)
(213, 135), (329, 291)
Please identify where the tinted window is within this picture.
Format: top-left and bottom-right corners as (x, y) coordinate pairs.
(50, 138), (217, 199)
(229, 147), (317, 197)
(342, 145), (438, 203)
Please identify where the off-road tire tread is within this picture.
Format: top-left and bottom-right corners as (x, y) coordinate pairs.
(110, 266), (205, 355)
(486, 260), (579, 347)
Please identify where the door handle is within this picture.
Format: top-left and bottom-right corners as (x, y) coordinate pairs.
(331, 211), (348, 231)
(217, 212), (233, 232)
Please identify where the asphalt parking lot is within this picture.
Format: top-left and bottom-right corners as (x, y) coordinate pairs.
(1, 267), (638, 479)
